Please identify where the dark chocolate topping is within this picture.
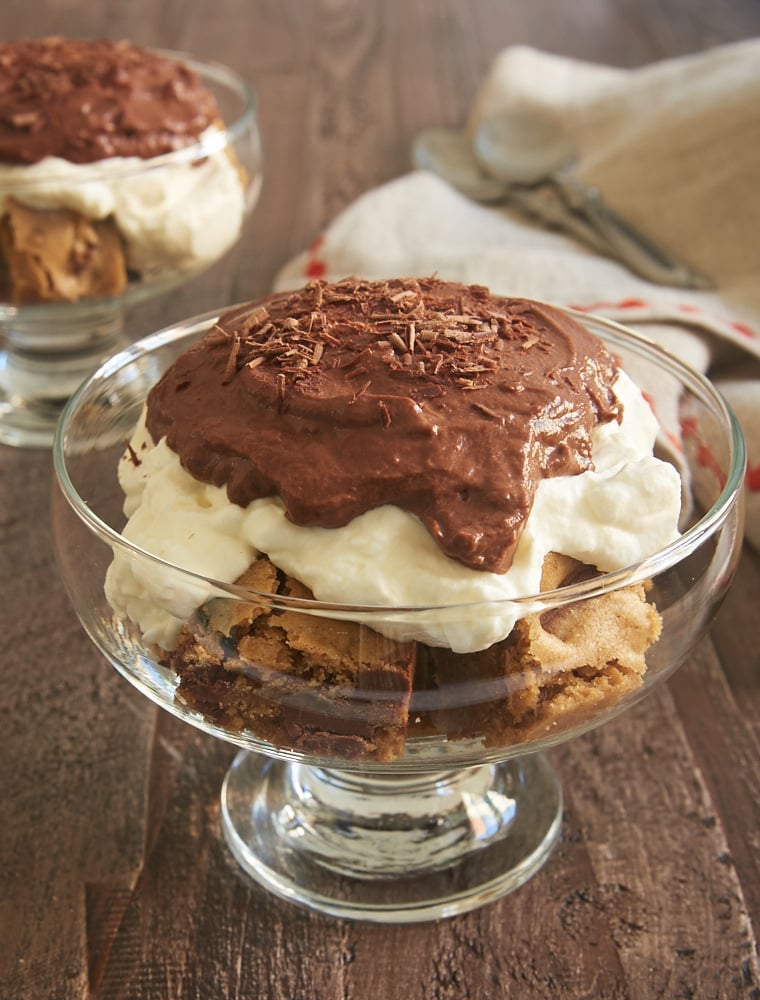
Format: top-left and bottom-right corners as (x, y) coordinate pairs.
(0, 38), (220, 165)
(146, 277), (622, 573)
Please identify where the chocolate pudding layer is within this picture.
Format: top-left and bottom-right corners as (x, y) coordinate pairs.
(0, 37), (220, 165)
(146, 277), (622, 573)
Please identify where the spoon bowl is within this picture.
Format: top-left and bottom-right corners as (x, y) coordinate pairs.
(472, 109), (712, 289)
(411, 127), (509, 203)
(473, 110), (576, 186)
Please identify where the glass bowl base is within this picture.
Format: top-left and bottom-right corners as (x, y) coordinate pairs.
(221, 750), (563, 923)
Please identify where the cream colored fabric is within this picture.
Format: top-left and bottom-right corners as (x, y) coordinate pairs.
(275, 41), (760, 547)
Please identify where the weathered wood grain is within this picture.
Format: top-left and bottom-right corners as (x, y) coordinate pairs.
(1, 2), (759, 998)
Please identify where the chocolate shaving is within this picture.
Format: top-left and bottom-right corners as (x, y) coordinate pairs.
(389, 332), (408, 354)
(378, 400), (392, 428)
(125, 441), (142, 467)
(221, 336), (241, 384)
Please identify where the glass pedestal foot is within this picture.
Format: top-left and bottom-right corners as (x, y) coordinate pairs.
(221, 750), (562, 923)
(0, 302), (125, 447)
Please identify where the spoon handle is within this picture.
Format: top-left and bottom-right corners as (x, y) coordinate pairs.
(555, 174), (712, 289)
(411, 129), (610, 250)
(506, 186), (611, 253)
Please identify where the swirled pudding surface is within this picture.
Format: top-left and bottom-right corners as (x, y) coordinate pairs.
(146, 277), (622, 573)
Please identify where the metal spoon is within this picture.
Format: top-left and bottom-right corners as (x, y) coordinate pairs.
(473, 110), (712, 289)
(411, 127), (610, 251)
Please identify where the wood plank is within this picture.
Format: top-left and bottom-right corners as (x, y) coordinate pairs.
(0, 456), (155, 998)
(559, 690), (760, 998)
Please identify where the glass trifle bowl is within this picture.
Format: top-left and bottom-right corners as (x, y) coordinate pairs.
(0, 40), (262, 448)
(51, 294), (745, 923)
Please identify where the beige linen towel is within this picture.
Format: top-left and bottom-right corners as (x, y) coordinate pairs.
(275, 41), (760, 548)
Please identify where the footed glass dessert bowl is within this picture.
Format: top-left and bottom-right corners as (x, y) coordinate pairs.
(52, 308), (745, 923)
(0, 50), (262, 448)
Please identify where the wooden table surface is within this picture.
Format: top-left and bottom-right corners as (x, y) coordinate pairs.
(2, 2), (760, 998)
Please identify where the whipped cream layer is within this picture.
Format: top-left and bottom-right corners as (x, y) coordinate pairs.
(0, 136), (247, 275)
(105, 368), (682, 653)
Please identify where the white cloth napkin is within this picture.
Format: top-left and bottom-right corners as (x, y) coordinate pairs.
(275, 41), (760, 549)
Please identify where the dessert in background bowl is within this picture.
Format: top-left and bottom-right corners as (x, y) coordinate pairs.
(0, 37), (262, 447)
(52, 277), (745, 922)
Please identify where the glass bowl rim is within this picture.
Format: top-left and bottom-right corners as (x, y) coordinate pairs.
(0, 48), (258, 190)
(52, 305), (747, 619)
